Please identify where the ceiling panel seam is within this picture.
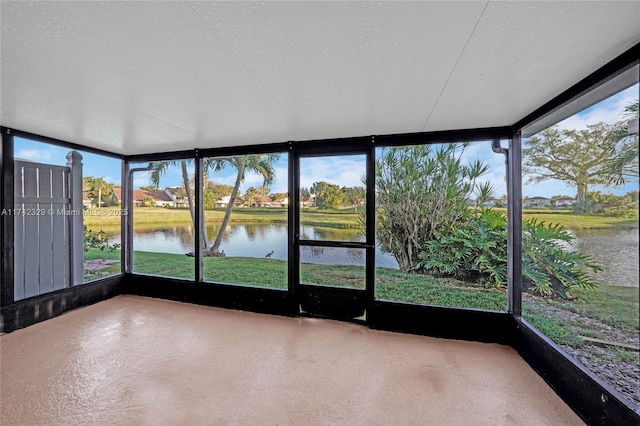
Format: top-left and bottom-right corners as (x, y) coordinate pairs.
(420, 0), (489, 132)
(187, 2), (291, 124)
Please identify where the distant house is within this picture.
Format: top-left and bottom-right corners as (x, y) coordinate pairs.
(164, 187), (187, 207)
(251, 194), (273, 207)
(82, 190), (92, 208)
(266, 193), (289, 208)
(112, 188), (177, 207)
(554, 196), (576, 207)
(216, 195), (242, 208)
(523, 196), (551, 209)
(300, 195), (315, 208)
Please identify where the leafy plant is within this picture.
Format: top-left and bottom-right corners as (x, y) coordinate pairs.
(418, 210), (601, 298)
(376, 144), (491, 272)
(522, 218), (600, 298)
(418, 208), (507, 288)
(84, 226), (120, 252)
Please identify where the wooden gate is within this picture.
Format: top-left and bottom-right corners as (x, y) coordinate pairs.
(14, 152), (83, 300)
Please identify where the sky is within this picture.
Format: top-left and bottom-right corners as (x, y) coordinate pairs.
(11, 83), (638, 199)
(13, 140), (123, 186)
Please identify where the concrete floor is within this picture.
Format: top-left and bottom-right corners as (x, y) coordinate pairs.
(1, 295), (583, 425)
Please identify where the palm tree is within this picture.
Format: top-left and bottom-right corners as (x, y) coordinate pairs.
(149, 159), (206, 247)
(149, 154), (279, 254)
(150, 160), (194, 217)
(207, 154), (279, 254)
(607, 100), (639, 185)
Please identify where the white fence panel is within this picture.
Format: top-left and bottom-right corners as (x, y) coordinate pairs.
(14, 154), (82, 301)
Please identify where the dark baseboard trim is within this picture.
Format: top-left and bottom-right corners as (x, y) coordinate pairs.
(298, 284), (366, 320)
(123, 274), (295, 317)
(368, 300), (514, 345)
(0, 275), (123, 333)
(513, 317), (640, 425)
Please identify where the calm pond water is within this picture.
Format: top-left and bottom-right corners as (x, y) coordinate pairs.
(106, 224), (638, 287)
(109, 223), (399, 268)
(571, 228), (639, 287)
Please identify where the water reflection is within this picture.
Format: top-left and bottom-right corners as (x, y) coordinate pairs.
(299, 225), (363, 242)
(112, 223), (398, 268)
(109, 224), (638, 285)
(573, 228), (639, 287)
(301, 246), (368, 266)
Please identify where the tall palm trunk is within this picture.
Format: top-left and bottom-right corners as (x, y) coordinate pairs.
(210, 160), (245, 253)
(181, 160), (209, 250)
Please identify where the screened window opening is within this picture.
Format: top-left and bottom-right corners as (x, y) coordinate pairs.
(12, 137), (123, 300)
(521, 83), (640, 407)
(374, 141), (508, 311)
(130, 160), (195, 279)
(202, 152), (288, 289)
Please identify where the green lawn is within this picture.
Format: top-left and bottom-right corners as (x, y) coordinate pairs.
(85, 206), (637, 232)
(84, 249), (638, 351)
(84, 206), (361, 230)
(520, 208), (638, 230)
(523, 285), (640, 343)
(375, 268), (507, 311)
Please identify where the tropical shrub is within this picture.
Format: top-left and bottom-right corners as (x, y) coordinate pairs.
(521, 218), (600, 298)
(376, 143), (493, 272)
(418, 209), (601, 298)
(417, 208), (507, 288)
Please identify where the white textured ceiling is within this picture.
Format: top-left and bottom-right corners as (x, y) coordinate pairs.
(1, 1), (639, 156)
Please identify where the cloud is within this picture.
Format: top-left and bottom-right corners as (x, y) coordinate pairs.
(299, 156), (366, 189)
(478, 168), (508, 196)
(269, 166), (289, 193)
(133, 171), (152, 189)
(241, 172), (267, 189)
(15, 149), (53, 162)
(101, 175), (121, 186)
(556, 84), (639, 131)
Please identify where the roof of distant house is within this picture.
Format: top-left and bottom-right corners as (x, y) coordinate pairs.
(112, 188), (174, 202)
(164, 187), (181, 195)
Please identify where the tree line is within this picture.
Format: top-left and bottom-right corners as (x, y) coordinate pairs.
(83, 176), (118, 207)
(300, 183), (365, 210)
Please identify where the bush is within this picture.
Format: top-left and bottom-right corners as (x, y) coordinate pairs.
(418, 209), (601, 299)
(84, 226), (120, 252)
(573, 191), (639, 218)
(418, 208), (507, 288)
(522, 218), (600, 298)
(376, 144), (492, 272)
